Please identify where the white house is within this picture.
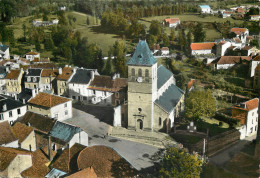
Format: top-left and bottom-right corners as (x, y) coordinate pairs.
(222, 11), (233, 18)
(230, 28), (249, 45)
(161, 47), (170, 56)
(27, 92), (72, 121)
(216, 40), (232, 56)
(0, 43), (10, 60)
(164, 18), (180, 28)
(212, 56), (252, 70)
(250, 55), (260, 77)
(190, 42), (216, 56)
(25, 51), (40, 61)
(0, 94), (27, 124)
(68, 68), (99, 101)
(250, 15), (260, 21)
(199, 5), (211, 14)
(0, 121), (18, 148)
(58, 6), (66, 11)
(51, 19), (59, 24)
(232, 98), (259, 140)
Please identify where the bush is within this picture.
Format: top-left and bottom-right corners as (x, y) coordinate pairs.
(219, 121), (223, 127)
(215, 112), (239, 128)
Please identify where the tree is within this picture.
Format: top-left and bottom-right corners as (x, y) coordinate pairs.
(149, 20), (162, 37)
(250, 39), (259, 48)
(192, 23), (206, 42)
(35, 40), (41, 52)
(0, 0), (16, 23)
(22, 24), (27, 41)
(44, 36), (54, 51)
(178, 29), (186, 51)
(112, 40), (127, 77)
(86, 17), (90, 25)
(170, 29), (175, 43)
(185, 90), (216, 119)
(159, 147), (203, 178)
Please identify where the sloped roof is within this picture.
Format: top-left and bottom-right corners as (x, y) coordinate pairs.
(41, 69), (59, 77)
(164, 18), (180, 24)
(19, 111), (56, 134)
(155, 84), (184, 113)
(199, 5), (210, 9)
(190, 42), (216, 50)
(30, 63), (57, 69)
(28, 92), (70, 108)
(0, 44), (9, 52)
(67, 167), (97, 178)
(11, 122), (33, 144)
(187, 79), (195, 90)
(245, 98), (259, 111)
(25, 68), (42, 76)
(51, 143), (86, 173)
(0, 147), (31, 171)
(57, 67), (74, 80)
(89, 75), (113, 91)
(26, 51), (39, 55)
(214, 56), (251, 64)
(112, 78), (127, 92)
(77, 146), (137, 177)
(157, 65), (173, 89)
(0, 95), (25, 113)
(0, 121), (18, 145)
(253, 55), (260, 61)
(69, 68), (92, 84)
(127, 40), (157, 66)
(231, 28), (248, 35)
(5, 69), (21, 79)
(255, 63), (260, 70)
(50, 121), (82, 143)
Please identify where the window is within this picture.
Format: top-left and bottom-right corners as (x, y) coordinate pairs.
(138, 108), (142, 113)
(65, 110), (68, 115)
(72, 96), (76, 99)
(252, 120), (253, 124)
(64, 103), (67, 108)
(131, 68), (135, 76)
(17, 109), (21, 115)
(83, 97), (87, 100)
(250, 127), (253, 133)
(255, 126), (257, 131)
(252, 112), (254, 116)
(138, 69), (142, 77)
(27, 77), (31, 82)
(93, 90), (96, 95)
(0, 114), (3, 120)
(159, 117), (162, 126)
(145, 69), (149, 78)
(9, 111), (12, 118)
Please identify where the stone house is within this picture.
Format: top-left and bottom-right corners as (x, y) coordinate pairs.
(232, 98), (259, 139)
(127, 41), (184, 132)
(5, 69), (24, 95)
(0, 43), (10, 60)
(11, 122), (36, 151)
(0, 121), (18, 148)
(24, 68), (42, 90)
(190, 42), (216, 56)
(199, 5), (211, 14)
(25, 51), (40, 61)
(0, 147), (32, 178)
(27, 92), (72, 121)
(164, 18), (180, 28)
(40, 68), (59, 93)
(57, 66), (75, 96)
(0, 94), (27, 124)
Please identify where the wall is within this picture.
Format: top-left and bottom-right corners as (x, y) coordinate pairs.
(114, 105), (122, 127)
(216, 64), (235, 70)
(153, 104), (170, 131)
(192, 49), (212, 55)
(246, 108), (258, 136)
(7, 154), (32, 178)
(3, 48), (10, 59)
(250, 61), (260, 77)
(1, 140), (19, 148)
(21, 131), (37, 151)
(69, 131), (88, 147)
(50, 100), (72, 121)
(27, 105), (50, 117)
(5, 70), (23, 94)
(0, 105), (27, 124)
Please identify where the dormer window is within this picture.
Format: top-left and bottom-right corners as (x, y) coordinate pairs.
(33, 77), (36, 82)
(138, 54), (142, 58)
(27, 77), (31, 82)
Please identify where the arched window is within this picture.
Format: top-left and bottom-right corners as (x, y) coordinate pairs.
(131, 68), (135, 76)
(145, 69), (149, 78)
(138, 69), (142, 77)
(159, 117), (162, 126)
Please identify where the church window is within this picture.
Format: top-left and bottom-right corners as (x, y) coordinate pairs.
(138, 69), (142, 77)
(138, 108), (142, 113)
(159, 117), (162, 126)
(145, 69), (149, 82)
(131, 68), (135, 76)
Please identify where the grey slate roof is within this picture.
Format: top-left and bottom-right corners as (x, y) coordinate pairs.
(155, 84), (184, 113)
(127, 40), (157, 66)
(0, 44), (9, 52)
(157, 65), (173, 89)
(69, 68), (92, 84)
(0, 67), (7, 79)
(26, 68), (42, 76)
(0, 95), (25, 113)
(50, 121), (82, 143)
(45, 168), (67, 177)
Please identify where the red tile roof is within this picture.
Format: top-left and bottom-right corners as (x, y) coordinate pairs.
(57, 67), (74, 80)
(187, 79), (195, 90)
(153, 44), (160, 50)
(255, 63), (260, 70)
(28, 92), (70, 108)
(236, 8), (244, 13)
(234, 38), (242, 43)
(230, 28), (247, 35)
(0, 121), (18, 145)
(161, 47), (169, 51)
(11, 122), (33, 144)
(215, 56), (251, 64)
(245, 98), (259, 111)
(41, 69), (59, 77)
(190, 42), (216, 50)
(26, 51), (39, 55)
(5, 69), (21, 79)
(164, 18), (180, 24)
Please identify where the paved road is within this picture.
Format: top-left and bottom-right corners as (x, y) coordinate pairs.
(64, 105), (160, 171)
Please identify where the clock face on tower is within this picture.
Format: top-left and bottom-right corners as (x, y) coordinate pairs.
(136, 77), (142, 83)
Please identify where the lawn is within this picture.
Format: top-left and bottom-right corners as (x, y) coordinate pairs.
(201, 117), (229, 128)
(171, 134), (203, 144)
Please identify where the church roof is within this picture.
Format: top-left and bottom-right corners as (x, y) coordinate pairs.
(155, 84), (184, 113)
(127, 41), (157, 66)
(157, 65), (173, 89)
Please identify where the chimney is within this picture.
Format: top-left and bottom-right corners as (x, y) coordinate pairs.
(14, 94), (17, 100)
(73, 67), (77, 74)
(27, 122), (31, 127)
(91, 70), (94, 80)
(58, 67), (62, 75)
(5, 67), (9, 73)
(2, 103), (7, 111)
(48, 135), (53, 161)
(22, 98), (26, 104)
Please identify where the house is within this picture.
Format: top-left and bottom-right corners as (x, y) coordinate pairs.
(127, 41), (184, 131)
(27, 92), (72, 121)
(236, 7), (245, 13)
(212, 56), (251, 70)
(216, 40), (232, 56)
(242, 46), (253, 56)
(232, 98), (258, 139)
(0, 94), (27, 124)
(50, 143), (86, 174)
(253, 63), (260, 90)
(5, 69), (24, 95)
(51, 19), (59, 24)
(222, 11), (233, 18)
(58, 6), (66, 11)
(57, 66), (75, 96)
(1, 60), (20, 69)
(0, 121), (18, 148)
(0, 147), (32, 178)
(161, 47), (170, 56)
(33, 19), (59, 27)
(24, 68), (42, 90)
(190, 42), (216, 56)
(250, 15), (260, 21)
(152, 44), (160, 54)
(11, 122), (36, 151)
(0, 43), (10, 60)
(77, 146), (137, 177)
(25, 51), (40, 61)
(40, 68), (59, 93)
(49, 121), (88, 150)
(199, 5), (211, 14)
(230, 28), (249, 44)
(68, 68), (99, 101)
(0, 66), (8, 94)
(164, 18), (180, 28)
(32, 57), (50, 64)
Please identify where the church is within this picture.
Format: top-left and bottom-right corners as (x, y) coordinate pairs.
(127, 40), (184, 132)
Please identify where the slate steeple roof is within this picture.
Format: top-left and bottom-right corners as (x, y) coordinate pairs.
(127, 40), (157, 66)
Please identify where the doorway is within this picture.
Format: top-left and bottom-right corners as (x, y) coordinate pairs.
(137, 119), (143, 130)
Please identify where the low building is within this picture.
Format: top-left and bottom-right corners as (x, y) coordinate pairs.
(25, 51), (40, 61)
(11, 122), (36, 151)
(212, 56), (251, 70)
(5, 69), (24, 95)
(230, 28), (249, 44)
(236, 7), (244, 13)
(232, 98), (258, 139)
(0, 43), (10, 60)
(24, 68), (42, 90)
(27, 92), (72, 121)
(190, 42), (216, 55)
(0, 147), (32, 178)
(222, 11), (233, 18)
(199, 5), (211, 14)
(0, 95), (27, 124)
(164, 18), (180, 28)
(250, 15), (260, 21)
(161, 47), (170, 56)
(152, 44), (160, 54)
(0, 121), (18, 148)
(57, 66), (75, 96)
